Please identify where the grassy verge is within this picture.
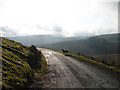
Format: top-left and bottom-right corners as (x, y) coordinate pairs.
(27, 54), (48, 88)
(33, 54), (48, 78)
(50, 48), (120, 73)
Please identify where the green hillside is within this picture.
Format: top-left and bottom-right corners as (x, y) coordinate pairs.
(1, 37), (47, 89)
(95, 33), (119, 43)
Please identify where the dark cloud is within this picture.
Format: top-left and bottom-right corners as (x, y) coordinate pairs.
(53, 25), (62, 33)
(0, 26), (17, 37)
(53, 25), (64, 36)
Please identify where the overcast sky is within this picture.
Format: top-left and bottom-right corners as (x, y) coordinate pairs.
(0, 0), (119, 37)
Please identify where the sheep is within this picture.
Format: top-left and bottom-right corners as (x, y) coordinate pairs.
(61, 49), (68, 53)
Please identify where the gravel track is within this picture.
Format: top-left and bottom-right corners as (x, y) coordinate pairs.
(30, 48), (119, 88)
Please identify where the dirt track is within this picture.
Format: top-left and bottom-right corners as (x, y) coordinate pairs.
(31, 48), (119, 88)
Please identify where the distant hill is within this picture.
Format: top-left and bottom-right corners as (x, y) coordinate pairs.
(94, 33), (119, 43)
(6, 35), (93, 46)
(39, 33), (119, 55)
